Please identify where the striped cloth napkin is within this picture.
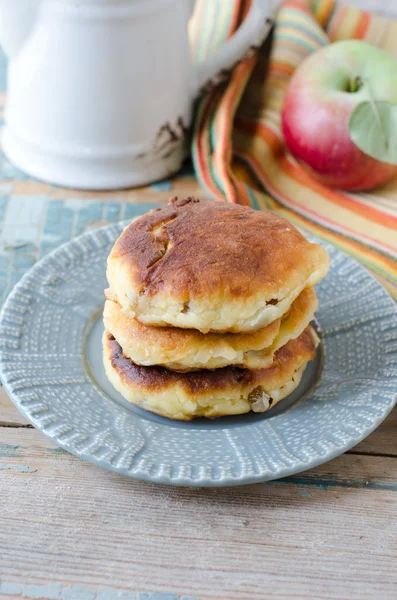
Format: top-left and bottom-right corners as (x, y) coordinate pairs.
(190, 0), (397, 299)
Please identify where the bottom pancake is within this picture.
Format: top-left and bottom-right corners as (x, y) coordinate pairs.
(103, 326), (319, 421)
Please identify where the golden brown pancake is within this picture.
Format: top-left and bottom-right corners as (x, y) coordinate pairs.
(103, 287), (318, 371)
(106, 197), (329, 333)
(102, 326), (319, 420)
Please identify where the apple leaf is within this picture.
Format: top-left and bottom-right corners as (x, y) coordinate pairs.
(348, 100), (397, 165)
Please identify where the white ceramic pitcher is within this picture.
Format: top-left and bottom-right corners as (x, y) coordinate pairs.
(0, 0), (273, 190)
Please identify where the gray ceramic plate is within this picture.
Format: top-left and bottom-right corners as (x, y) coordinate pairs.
(1, 222), (396, 487)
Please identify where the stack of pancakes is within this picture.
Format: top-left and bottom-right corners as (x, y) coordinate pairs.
(103, 197), (329, 420)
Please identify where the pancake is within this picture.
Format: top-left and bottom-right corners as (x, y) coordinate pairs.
(106, 197), (329, 333)
(102, 326), (319, 420)
(103, 287), (318, 371)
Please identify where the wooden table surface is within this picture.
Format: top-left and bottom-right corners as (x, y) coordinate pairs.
(0, 174), (397, 600)
(1, 3), (397, 593)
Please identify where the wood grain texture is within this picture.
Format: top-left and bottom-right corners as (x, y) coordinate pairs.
(11, 176), (203, 204)
(0, 389), (29, 426)
(1, 157), (396, 599)
(0, 581), (192, 600)
(1, 2), (397, 596)
(353, 407), (397, 456)
(0, 428), (397, 600)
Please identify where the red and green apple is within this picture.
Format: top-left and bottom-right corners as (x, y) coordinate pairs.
(282, 40), (397, 191)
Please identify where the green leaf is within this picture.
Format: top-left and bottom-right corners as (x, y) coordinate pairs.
(349, 100), (397, 165)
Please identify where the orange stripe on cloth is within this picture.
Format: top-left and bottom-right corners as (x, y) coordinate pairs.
(228, 0), (249, 38)
(283, 157), (397, 230)
(193, 89), (224, 200)
(327, 5), (372, 41)
(269, 62), (296, 76)
(354, 11), (371, 39)
(310, 0), (335, 28)
(228, 1), (243, 34)
(213, 56), (258, 206)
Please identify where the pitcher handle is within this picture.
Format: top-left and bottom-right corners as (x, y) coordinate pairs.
(193, 0), (275, 93)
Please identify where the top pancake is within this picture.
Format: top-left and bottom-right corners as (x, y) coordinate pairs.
(107, 197), (329, 332)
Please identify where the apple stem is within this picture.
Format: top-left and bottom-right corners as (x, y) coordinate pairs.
(349, 76), (362, 93)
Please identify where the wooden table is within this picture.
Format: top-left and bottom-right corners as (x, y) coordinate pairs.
(1, 172), (397, 600)
(1, 6), (397, 592)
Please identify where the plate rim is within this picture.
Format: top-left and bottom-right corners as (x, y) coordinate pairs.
(1, 220), (397, 487)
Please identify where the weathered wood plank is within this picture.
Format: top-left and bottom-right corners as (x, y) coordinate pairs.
(0, 582), (193, 600)
(353, 406), (397, 456)
(10, 176), (203, 204)
(0, 427), (397, 600)
(0, 388), (29, 426)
